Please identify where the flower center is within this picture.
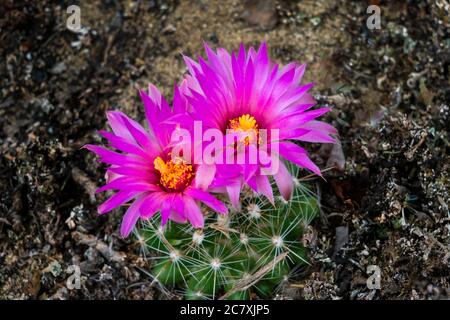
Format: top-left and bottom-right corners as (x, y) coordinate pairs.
(153, 156), (194, 192)
(228, 114), (259, 146)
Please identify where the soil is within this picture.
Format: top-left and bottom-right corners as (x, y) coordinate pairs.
(0, 0), (449, 300)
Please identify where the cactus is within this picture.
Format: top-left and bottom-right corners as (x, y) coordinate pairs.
(137, 163), (319, 300)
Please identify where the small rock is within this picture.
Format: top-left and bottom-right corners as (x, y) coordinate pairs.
(333, 225), (349, 259)
(50, 62), (67, 75)
(43, 261), (62, 277)
(242, 0), (277, 30)
(162, 24), (176, 34)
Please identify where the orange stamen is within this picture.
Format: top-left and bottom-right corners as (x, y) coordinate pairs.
(153, 156), (194, 192)
(228, 114), (260, 145)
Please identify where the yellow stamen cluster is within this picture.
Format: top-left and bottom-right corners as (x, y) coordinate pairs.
(228, 114), (259, 145)
(153, 156), (194, 192)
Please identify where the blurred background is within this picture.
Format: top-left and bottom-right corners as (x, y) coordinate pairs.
(0, 0), (449, 299)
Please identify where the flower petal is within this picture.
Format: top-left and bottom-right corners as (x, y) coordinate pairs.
(274, 107), (332, 128)
(107, 165), (153, 179)
(84, 144), (147, 167)
(140, 192), (167, 218)
(96, 177), (159, 193)
(183, 196), (204, 228)
(170, 194), (187, 223)
(106, 111), (135, 142)
(194, 163), (216, 190)
(273, 159), (294, 200)
(98, 190), (142, 215)
(299, 120), (338, 135)
(255, 174), (274, 204)
(226, 181), (242, 210)
(278, 142), (321, 176)
(99, 130), (149, 160)
(184, 187), (227, 215)
(161, 194), (175, 226)
(120, 115), (160, 158)
(120, 195), (146, 238)
(139, 89), (172, 147)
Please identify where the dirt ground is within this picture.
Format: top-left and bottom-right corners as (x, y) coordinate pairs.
(0, 0), (449, 300)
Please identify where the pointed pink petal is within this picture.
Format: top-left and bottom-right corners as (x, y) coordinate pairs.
(279, 142), (322, 176)
(293, 64), (306, 84)
(98, 190), (142, 215)
(271, 82), (315, 115)
(84, 145), (147, 167)
(99, 130), (149, 160)
(243, 164), (258, 182)
(194, 164), (216, 190)
(139, 192), (167, 218)
(160, 195), (175, 226)
(96, 177), (159, 193)
(274, 107), (331, 128)
(169, 210), (187, 224)
(139, 90), (171, 147)
(246, 175), (258, 193)
(294, 131), (336, 143)
(107, 165), (153, 179)
(184, 187), (227, 215)
(299, 120), (338, 135)
(106, 111), (135, 142)
(120, 195), (146, 237)
(173, 84), (189, 114)
(171, 194), (187, 221)
(183, 196), (204, 228)
(279, 128), (310, 140)
(105, 168), (120, 183)
(226, 183), (241, 210)
(120, 115), (160, 158)
(183, 54), (202, 76)
(255, 174), (274, 204)
(273, 159), (294, 200)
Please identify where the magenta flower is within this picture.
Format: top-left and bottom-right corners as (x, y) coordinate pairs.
(180, 43), (337, 207)
(85, 85), (227, 237)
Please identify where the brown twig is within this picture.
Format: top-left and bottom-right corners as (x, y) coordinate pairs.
(219, 252), (288, 300)
(72, 231), (126, 263)
(209, 224), (239, 236)
(298, 166), (336, 181)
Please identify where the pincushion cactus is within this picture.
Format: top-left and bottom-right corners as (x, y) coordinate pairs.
(139, 164), (319, 300)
